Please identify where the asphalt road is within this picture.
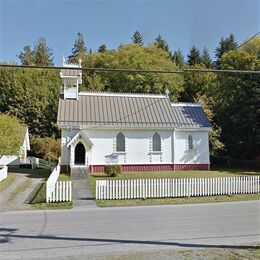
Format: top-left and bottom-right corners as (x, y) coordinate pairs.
(0, 200), (259, 259)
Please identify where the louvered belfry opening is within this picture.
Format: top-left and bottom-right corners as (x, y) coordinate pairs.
(74, 142), (85, 165)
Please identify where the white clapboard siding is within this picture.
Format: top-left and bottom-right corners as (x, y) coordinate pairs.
(96, 176), (260, 200)
(0, 165), (8, 182)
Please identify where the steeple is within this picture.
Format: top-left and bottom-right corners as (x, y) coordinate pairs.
(60, 58), (82, 99)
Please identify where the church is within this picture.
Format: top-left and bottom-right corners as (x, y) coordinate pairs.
(57, 60), (212, 173)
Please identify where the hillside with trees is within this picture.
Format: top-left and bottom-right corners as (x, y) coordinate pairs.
(0, 32), (259, 163)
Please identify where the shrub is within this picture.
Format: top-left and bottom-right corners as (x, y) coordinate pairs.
(104, 165), (122, 177)
(30, 137), (60, 163)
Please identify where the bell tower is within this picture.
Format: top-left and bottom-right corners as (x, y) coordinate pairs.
(60, 58), (82, 100)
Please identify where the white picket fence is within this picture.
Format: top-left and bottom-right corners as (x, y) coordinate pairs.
(47, 181), (72, 202)
(0, 165), (8, 182)
(46, 164), (72, 203)
(96, 176), (260, 200)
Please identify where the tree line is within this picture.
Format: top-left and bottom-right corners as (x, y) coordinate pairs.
(0, 31), (259, 162)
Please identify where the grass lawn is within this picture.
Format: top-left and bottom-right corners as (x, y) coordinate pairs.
(30, 172), (72, 209)
(99, 246), (260, 260)
(88, 168), (260, 207)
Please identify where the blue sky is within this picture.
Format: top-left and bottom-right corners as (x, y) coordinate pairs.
(0, 0), (259, 65)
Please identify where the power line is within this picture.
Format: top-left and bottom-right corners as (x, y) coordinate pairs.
(0, 63), (259, 75)
(237, 32), (260, 49)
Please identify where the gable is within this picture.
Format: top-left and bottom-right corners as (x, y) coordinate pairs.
(67, 131), (93, 148)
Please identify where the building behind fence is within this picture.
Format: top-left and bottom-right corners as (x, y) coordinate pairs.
(96, 176), (260, 200)
(46, 164), (72, 203)
(0, 165), (8, 182)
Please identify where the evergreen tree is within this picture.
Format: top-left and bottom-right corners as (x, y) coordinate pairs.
(187, 45), (202, 66)
(18, 45), (35, 65)
(154, 34), (169, 53)
(68, 32), (87, 63)
(201, 47), (213, 68)
(34, 38), (54, 66)
(172, 49), (185, 67)
(131, 31), (143, 46)
(98, 44), (108, 53)
(215, 34), (238, 68)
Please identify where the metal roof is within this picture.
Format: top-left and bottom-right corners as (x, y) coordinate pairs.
(57, 92), (211, 129)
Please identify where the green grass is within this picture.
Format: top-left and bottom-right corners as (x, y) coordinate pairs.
(98, 246), (260, 260)
(58, 173), (71, 181)
(30, 171), (72, 209)
(88, 168), (260, 207)
(0, 174), (16, 191)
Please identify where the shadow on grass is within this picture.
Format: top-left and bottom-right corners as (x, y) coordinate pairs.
(8, 167), (51, 179)
(211, 167), (260, 176)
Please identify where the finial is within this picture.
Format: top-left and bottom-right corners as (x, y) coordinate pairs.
(165, 88), (170, 97)
(78, 58), (82, 67)
(62, 56), (66, 65)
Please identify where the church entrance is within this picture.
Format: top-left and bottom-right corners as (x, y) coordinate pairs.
(74, 142), (85, 165)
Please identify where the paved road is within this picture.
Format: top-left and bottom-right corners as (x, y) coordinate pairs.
(0, 201), (259, 259)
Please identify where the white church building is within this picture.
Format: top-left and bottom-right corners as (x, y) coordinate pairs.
(58, 61), (212, 173)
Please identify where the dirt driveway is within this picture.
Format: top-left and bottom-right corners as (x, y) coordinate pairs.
(0, 169), (44, 212)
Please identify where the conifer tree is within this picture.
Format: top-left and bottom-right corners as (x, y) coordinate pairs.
(215, 34), (238, 68)
(172, 49), (185, 67)
(33, 38), (54, 66)
(68, 32), (87, 63)
(98, 44), (108, 53)
(18, 45), (35, 65)
(154, 34), (169, 53)
(187, 45), (202, 66)
(201, 47), (213, 68)
(131, 31), (143, 46)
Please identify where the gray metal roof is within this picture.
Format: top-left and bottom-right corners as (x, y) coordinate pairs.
(57, 93), (211, 129)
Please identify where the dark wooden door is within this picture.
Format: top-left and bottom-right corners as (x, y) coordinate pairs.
(74, 142), (85, 165)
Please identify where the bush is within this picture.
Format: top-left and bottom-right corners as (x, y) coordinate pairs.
(104, 165), (122, 177)
(30, 137), (60, 163)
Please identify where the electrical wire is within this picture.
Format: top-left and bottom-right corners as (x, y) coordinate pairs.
(0, 64), (259, 75)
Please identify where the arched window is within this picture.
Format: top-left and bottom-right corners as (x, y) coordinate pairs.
(153, 132), (161, 151)
(188, 135), (193, 150)
(116, 132), (125, 152)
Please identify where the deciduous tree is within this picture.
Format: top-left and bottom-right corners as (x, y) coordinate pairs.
(0, 114), (24, 157)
